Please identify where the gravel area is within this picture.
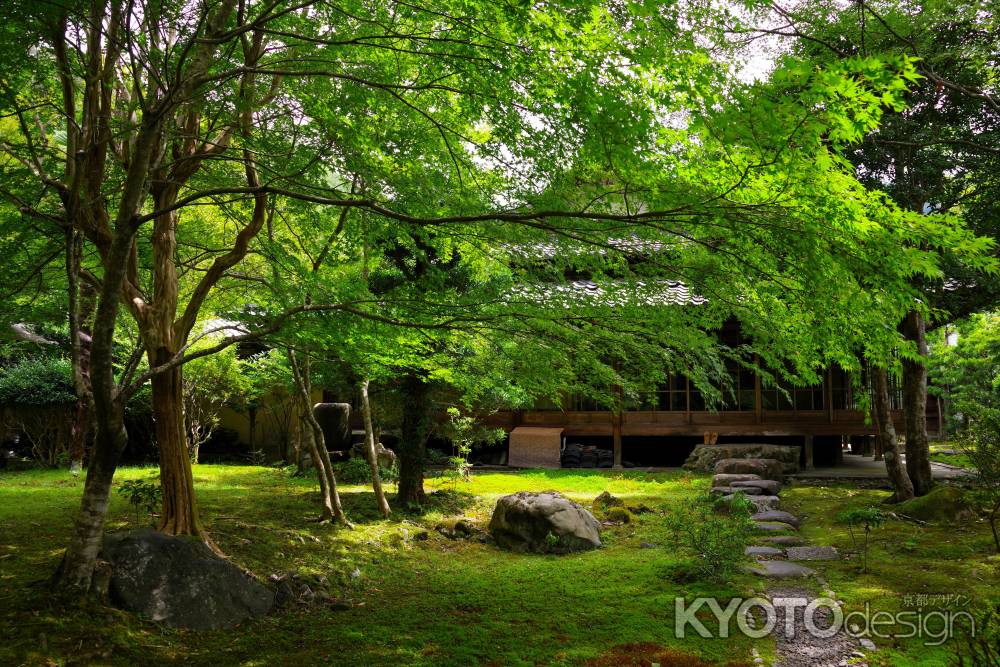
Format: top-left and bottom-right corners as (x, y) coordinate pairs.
(767, 586), (867, 667)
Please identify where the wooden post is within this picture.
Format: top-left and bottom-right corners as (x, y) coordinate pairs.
(826, 367), (834, 423)
(612, 411), (623, 469)
(754, 355), (762, 424)
(803, 435), (814, 470)
(685, 376), (692, 425)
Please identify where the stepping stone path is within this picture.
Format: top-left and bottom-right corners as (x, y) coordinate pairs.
(707, 457), (872, 665)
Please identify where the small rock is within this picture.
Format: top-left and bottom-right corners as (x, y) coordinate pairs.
(350, 568), (361, 580)
(859, 638), (877, 651)
(639, 541), (657, 549)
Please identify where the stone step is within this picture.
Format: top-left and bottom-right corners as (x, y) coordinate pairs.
(751, 510), (800, 528)
(710, 486), (762, 496)
(731, 479), (782, 496)
(745, 545), (784, 558)
(712, 473), (762, 487)
(754, 520), (798, 532)
(759, 535), (804, 546)
(748, 560), (815, 579)
(785, 546), (839, 561)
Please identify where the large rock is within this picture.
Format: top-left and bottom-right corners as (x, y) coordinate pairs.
(101, 529), (274, 629)
(488, 492), (602, 554)
(684, 444), (800, 474)
(713, 458), (784, 482)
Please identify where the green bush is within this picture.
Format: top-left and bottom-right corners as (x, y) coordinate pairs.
(664, 495), (754, 582)
(0, 357), (75, 406)
(335, 456), (399, 484)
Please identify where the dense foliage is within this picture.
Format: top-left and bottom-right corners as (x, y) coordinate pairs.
(0, 356), (75, 406)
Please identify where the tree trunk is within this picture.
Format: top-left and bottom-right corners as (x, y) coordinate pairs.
(360, 380), (391, 518)
(149, 350), (204, 536)
(288, 350), (349, 526)
(397, 375), (431, 506)
(55, 399), (128, 592)
(901, 310), (934, 496)
(54, 228), (137, 591)
(872, 366), (914, 502)
(301, 410), (335, 520)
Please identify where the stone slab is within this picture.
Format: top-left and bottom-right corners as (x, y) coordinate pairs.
(751, 510), (800, 528)
(785, 546), (840, 561)
(749, 560), (815, 579)
(710, 486), (762, 496)
(746, 545), (784, 557)
(755, 520), (797, 532)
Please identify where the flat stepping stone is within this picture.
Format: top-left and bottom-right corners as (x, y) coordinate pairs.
(712, 473), (761, 486)
(749, 560), (815, 578)
(755, 520), (797, 532)
(786, 546), (839, 561)
(752, 510), (800, 527)
(717, 494), (779, 511)
(760, 535), (804, 546)
(732, 479), (782, 495)
(746, 545), (783, 557)
(710, 486), (762, 496)
(749, 495), (781, 511)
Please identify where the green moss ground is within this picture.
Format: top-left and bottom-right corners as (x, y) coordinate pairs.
(4, 467), (995, 666)
(0, 466), (762, 667)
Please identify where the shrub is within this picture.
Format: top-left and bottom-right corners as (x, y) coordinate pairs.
(0, 357), (75, 406)
(663, 495), (754, 582)
(335, 456), (398, 484)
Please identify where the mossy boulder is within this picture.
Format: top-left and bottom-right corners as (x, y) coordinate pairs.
(592, 491), (623, 511)
(604, 506), (635, 524)
(895, 486), (974, 523)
